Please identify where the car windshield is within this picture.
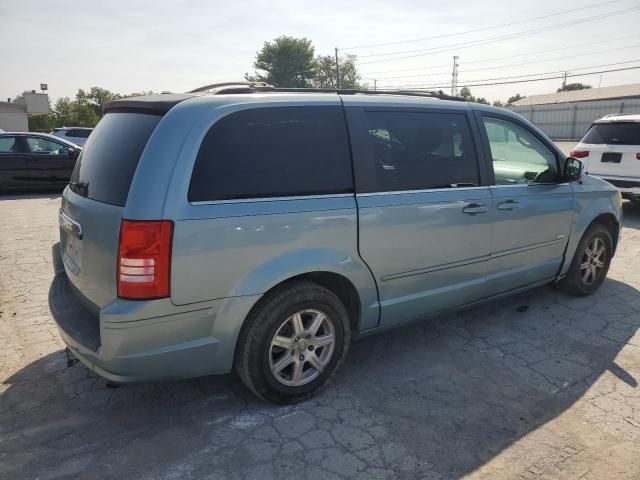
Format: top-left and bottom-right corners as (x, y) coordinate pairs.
(581, 122), (640, 145)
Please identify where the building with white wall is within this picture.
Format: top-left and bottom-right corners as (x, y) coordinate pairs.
(0, 92), (49, 131)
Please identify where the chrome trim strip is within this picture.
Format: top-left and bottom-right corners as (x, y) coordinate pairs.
(489, 183), (570, 189)
(58, 210), (83, 239)
(381, 255), (490, 281)
(190, 193), (353, 206)
(490, 238), (566, 258)
(382, 238), (566, 281)
(357, 186), (487, 197)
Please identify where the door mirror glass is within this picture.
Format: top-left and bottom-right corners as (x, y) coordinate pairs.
(564, 157), (583, 181)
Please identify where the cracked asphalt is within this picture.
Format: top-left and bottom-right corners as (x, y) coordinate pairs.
(1, 194), (639, 480)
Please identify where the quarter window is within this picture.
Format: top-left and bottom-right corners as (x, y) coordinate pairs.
(482, 118), (558, 185)
(0, 137), (22, 153)
(189, 106), (353, 202)
(358, 111), (479, 192)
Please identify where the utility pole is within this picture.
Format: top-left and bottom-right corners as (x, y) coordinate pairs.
(562, 71), (568, 89)
(374, 79), (377, 91)
(451, 56), (459, 96)
(335, 47), (340, 88)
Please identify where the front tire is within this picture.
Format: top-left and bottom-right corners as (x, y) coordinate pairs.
(234, 281), (351, 404)
(558, 223), (613, 296)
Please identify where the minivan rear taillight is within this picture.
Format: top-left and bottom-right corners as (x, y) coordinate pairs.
(117, 220), (173, 299)
(569, 150), (589, 159)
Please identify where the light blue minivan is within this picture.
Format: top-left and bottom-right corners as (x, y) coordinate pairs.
(50, 84), (622, 403)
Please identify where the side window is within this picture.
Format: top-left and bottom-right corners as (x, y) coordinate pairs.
(189, 106), (353, 201)
(0, 137), (22, 154)
(482, 117), (558, 185)
(26, 137), (67, 155)
(359, 111), (479, 192)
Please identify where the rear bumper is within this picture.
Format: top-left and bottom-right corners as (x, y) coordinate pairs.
(49, 243), (260, 383)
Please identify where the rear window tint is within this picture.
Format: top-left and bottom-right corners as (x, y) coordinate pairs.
(69, 113), (161, 206)
(581, 122), (640, 145)
(356, 111), (480, 192)
(68, 129), (92, 138)
(189, 106), (353, 202)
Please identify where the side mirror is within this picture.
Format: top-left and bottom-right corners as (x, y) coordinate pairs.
(564, 157), (583, 182)
(68, 148), (80, 158)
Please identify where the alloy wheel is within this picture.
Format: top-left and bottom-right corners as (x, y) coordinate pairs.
(580, 237), (606, 285)
(268, 309), (336, 387)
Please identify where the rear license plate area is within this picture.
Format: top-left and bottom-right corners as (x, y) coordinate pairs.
(59, 210), (83, 275)
(601, 152), (622, 163)
(61, 232), (82, 275)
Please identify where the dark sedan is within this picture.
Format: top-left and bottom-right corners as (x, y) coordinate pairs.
(0, 132), (81, 191)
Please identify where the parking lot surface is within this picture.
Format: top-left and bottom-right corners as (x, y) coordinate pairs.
(1, 194), (639, 480)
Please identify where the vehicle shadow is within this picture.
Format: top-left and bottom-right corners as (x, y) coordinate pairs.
(0, 192), (62, 201)
(1, 278), (638, 479)
(622, 200), (640, 230)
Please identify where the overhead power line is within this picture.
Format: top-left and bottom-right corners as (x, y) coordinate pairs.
(364, 43), (640, 81)
(341, 0), (624, 50)
(377, 59), (640, 88)
(356, 6), (640, 65)
(376, 65), (640, 90)
(360, 33), (640, 76)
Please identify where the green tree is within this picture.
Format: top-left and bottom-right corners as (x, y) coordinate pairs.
(507, 93), (525, 104)
(245, 36), (317, 87)
(313, 54), (365, 89)
(77, 87), (123, 116)
(459, 87), (488, 104)
(52, 96), (99, 128)
(557, 82), (591, 92)
(492, 100), (504, 108)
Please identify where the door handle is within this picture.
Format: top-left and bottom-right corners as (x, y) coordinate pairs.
(462, 203), (489, 215)
(497, 200), (521, 211)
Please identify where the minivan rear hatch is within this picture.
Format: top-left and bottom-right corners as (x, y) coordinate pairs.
(60, 111), (163, 311)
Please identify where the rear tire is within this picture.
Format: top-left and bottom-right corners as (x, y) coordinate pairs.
(558, 223), (613, 296)
(234, 281), (351, 404)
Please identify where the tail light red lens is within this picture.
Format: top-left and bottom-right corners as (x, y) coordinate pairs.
(569, 150), (589, 159)
(117, 220), (173, 299)
(636, 153), (640, 160)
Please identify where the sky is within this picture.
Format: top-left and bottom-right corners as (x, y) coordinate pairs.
(1, 0), (639, 104)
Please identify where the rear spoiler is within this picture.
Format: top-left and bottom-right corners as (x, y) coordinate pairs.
(103, 93), (200, 115)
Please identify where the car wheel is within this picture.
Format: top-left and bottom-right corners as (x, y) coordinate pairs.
(559, 223), (613, 296)
(235, 281), (351, 404)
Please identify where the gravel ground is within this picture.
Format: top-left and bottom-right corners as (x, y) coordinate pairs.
(1, 193), (639, 480)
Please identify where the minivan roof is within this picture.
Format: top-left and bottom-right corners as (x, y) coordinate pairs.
(103, 83), (468, 115)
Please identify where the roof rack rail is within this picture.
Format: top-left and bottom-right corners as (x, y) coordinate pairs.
(188, 81), (271, 93)
(187, 82), (466, 102)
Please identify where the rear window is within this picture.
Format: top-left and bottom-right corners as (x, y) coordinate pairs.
(68, 129), (92, 138)
(189, 106), (353, 202)
(581, 122), (640, 145)
(69, 113), (161, 206)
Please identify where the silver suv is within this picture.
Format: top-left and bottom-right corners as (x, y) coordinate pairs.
(49, 84), (622, 403)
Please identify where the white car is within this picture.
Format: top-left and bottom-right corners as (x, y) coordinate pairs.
(51, 127), (92, 146)
(571, 114), (640, 204)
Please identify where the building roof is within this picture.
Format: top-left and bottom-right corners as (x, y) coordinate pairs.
(512, 83), (640, 106)
(0, 101), (28, 113)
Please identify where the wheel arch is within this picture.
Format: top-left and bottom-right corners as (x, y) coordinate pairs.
(560, 208), (621, 277)
(589, 212), (620, 252)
